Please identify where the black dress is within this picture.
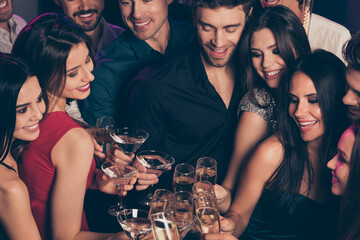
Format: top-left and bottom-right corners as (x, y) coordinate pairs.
(240, 189), (337, 240)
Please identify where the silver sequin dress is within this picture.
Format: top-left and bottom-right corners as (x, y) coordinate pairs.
(238, 88), (277, 133)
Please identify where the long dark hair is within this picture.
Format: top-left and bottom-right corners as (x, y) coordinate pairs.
(267, 50), (349, 212)
(238, 5), (311, 106)
(343, 31), (360, 71)
(11, 13), (92, 110)
(337, 122), (360, 240)
(0, 54), (34, 163)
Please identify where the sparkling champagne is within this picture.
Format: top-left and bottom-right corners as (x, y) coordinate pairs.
(195, 168), (217, 185)
(152, 219), (180, 240)
(173, 176), (195, 192)
(195, 207), (220, 234)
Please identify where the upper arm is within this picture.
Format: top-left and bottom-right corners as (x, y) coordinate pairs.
(227, 136), (283, 237)
(50, 128), (94, 239)
(222, 111), (269, 191)
(0, 178), (41, 240)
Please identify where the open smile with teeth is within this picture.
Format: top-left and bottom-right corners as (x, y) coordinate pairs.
(79, 13), (94, 18)
(0, 0), (7, 9)
(77, 83), (90, 91)
(265, 70), (281, 77)
(24, 123), (38, 130)
(134, 20), (151, 27)
(298, 120), (317, 131)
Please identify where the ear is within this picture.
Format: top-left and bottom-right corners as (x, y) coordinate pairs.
(166, 0), (174, 5)
(247, 6), (253, 18)
(53, 0), (61, 7)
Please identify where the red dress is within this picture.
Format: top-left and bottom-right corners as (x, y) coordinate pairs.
(19, 111), (96, 239)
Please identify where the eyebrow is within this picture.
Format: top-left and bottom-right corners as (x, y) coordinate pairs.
(198, 20), (242, 29)
(251, 43), (278, 51)
(66, 65), (80, 73)
(16, 91), (43, 109)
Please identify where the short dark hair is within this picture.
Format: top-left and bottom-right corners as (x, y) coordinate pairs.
(187, 0), (255, 15)
(343, 31), (360, 71)
(0, 54), (33, 164)
(12, 13), (93, 110)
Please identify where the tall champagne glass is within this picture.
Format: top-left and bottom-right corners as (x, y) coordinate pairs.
(195, 157), (217, 185)
(194, 195), (220, 234)
(118, 209), (152, 240)
(136, 150), (175, 206)
(173, 191), (194, 239)
(93, 116), (114, 167)
(173, 163), (195, 193)
(101, 161), (138, 216)
(151, 212), (180, 240)
(110, 127), (149, 156)
(149, 189), (174, 216)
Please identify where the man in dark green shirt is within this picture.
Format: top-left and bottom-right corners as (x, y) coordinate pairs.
(82, 0), (195, 125)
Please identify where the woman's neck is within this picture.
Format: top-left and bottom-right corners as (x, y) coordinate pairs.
(48, 94), (67, 113)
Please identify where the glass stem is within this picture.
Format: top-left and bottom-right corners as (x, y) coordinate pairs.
(117, 186), (123, 209)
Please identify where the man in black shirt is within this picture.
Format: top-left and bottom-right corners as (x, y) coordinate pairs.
(126, 0), (255, 190)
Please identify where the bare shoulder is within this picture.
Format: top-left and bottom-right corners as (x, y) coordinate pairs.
(0, 173), (29, 207)
(55, 127), (94, 153)
(250, 135), (284, 172)
(52, 127), (94, 167)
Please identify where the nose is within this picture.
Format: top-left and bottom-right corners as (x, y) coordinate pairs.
(31, 103), (45, 121)
(342, 89), (358, 106)
(211, 30), (224, 47)
(294, 100), (308, 118)
(327, 156), (338, 171)
(131, 1), (144, 19)
(262, 53), (273, 68)
(79, 0), (90, 10)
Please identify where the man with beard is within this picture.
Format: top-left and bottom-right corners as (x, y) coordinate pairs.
(54, 0), (124, 123)
(54, 0), (124, 56)
(125, 0), (254, 190)
(81, 0), (195, 126)
(0, 0), (26, 53)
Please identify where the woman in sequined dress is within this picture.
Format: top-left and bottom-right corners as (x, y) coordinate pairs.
(220, 6), (311, 198)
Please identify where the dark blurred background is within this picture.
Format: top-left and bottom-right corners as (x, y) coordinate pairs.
(14, 0), (360, 35)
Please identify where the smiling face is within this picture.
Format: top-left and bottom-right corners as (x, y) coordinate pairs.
(288, 71), (325, 143)
(195, 6), (246, 69)
(54, 0), (104, 32)
(327, 126), (355, 196)
(251, 28), (286, 89)
(0, 0), (13, 23)
(343, 67), (360, 121)
(119, 0), (171, 41)
(61, 42), (94, 100)
(13, 76), (45, 142)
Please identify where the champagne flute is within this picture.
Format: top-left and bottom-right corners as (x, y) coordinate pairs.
(173, 191), (194, 239)
(173, 163), (195, 193)
(101, 161), (138, 216)
(136, 150), (175, 206)
(151, 212), (180, 240)
(195, 157), (217, 185)
(93, 116), (114, 167)
(110, 127), (149, 156)
(149, 189), (174, 216)
(117, 209), (152, 240)
(194, 195), (220, 234)
(192, 181), (215, 200)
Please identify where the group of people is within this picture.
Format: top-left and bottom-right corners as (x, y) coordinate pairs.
(0, 0), (359, 240)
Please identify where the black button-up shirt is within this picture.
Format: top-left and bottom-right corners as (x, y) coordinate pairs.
(126, 40), (244, 188)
